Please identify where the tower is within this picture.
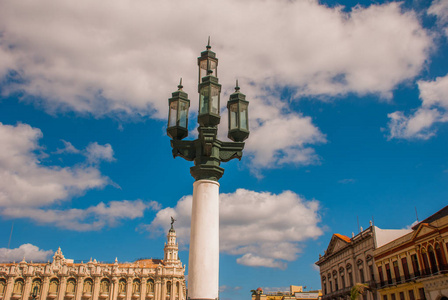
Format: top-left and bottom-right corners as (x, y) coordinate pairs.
(164, 220), (182, 267)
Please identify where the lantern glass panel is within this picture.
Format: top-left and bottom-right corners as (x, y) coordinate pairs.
(169, 101), (178, 127)
(199, 59), (217, 81)
(179, 100), (188, 128)
(210, 86), (220, 115)
(199, 86), (209, 114)
(229, 103), (238, 130)
(239, 102), (248, 130)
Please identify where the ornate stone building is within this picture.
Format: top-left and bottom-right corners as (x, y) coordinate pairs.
(0, 225), (186, 300)
(315, 224), (410, 300)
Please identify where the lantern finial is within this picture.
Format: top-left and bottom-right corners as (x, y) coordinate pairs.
(178, 78), (183, 90)
(235, 80), (240, 92)
(207, 36), (211, 50)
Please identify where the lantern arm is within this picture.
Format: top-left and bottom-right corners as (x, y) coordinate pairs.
(170, 139), (197, 161)
(218, 141), (245, 162)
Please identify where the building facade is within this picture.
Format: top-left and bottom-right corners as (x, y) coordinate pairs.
(0, 225), (186, 300)
(373, 206), (448, 300)
(315, 224), (410, 300)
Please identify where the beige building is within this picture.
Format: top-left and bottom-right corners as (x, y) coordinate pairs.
(252, 286), (321, 300)
(0, 225), (186, 300)
(315, 224), (410, 300)
(374, 205), (448, 300)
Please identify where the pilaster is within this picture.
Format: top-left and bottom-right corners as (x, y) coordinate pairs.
(126, 278), (132, 300)
(4, 276), (14, 300)
(57, 277), (67, 300)
(93, 276), (101, 300)
(21, 276), (32, 300)
(140, 278), (147, 300)
(74, 277), (83, 300)
(40, 276), (50, 299)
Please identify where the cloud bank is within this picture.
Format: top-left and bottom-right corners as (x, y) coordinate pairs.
(0, 0), (433, 169)
(0, 244), (53, 263)
(0, 122), (154, 230)
(387, 1), (448, 140)
(146, 189), (323, 268)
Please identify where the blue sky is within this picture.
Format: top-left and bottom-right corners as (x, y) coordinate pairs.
(0, 0), (448, 299)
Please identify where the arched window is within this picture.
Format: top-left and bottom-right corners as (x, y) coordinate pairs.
(421, 248), (430, 275)
(166, 281), (172, 295)
(13, 278), (24, 294)
(49, 278), (59, 295)
(428, 246), (438, 274)
(147, 279), (154, 294)
(0, 278), (7, 296)
(31, 278), (42, 297)
(435, 243), (445, 267)
(100, 278), (110, 294)
(132, 279), (141, 294)
(118, 279), (127, 295)
(176, 282), (180, 295)
(66, 278), (76, 295)
(83, 278), (93, 294)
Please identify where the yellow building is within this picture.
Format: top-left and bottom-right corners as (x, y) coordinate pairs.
(373, 205), (448, 300)
(0, 225), (186, 300)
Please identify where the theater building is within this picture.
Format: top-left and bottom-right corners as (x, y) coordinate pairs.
(0, 225), (186, 300)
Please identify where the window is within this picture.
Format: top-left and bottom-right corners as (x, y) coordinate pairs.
(341, 274), (346, 289)
(83, 279), (94, 294)
(409, 290), (415, 300)
(399, 292), (405, 300)
(167, 281), (172, 295)
(49, 278), (59, 294)
(378, 266), (384, 287)
(411, 254), (420, 277)
(401, 257), (410, 281)
(369, 265), (375, 282)
(391, 294), (396, 300)
(428, 246), (438, 274)
(435, 244), (445, 271)
(66, 279), (76, 294)
(383, 295), (388, 300)
(349, 272), (354, 286)
(100, 279), (110, 294)
(0, 279), (6, 296)
(393, 261), (401, 283)
(329, 280), (333, 293)
(335, 276), (339, 291)
(13, 279), (24, 294)
(147, 279), (155, 294)
(359, 268), (365, 283)
(132, 279), (140, 294)
(385, 264), (392, 285)
(418, 288), (426, 300)
(421, 249), (430, 275)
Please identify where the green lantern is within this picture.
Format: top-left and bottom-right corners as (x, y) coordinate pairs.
(227, 81), (249, 142)
(167, 79), (190, 140)
(197, 37), (218, 84)
(197, 67), (221, 127)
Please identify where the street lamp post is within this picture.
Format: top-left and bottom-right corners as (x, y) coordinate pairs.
(167, 40), (249, 300)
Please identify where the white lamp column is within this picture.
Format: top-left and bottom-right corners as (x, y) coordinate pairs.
(188, 179), (219, 300)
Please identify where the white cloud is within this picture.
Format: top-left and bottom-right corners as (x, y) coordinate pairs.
(428, 0), (448, 36)
(0, 122), (109, 208)
(0, 244), (53, 263)
(1, 200), (157, 231)
(146, 189), (323, 268)
(0, 0), (433, 169)
(387, 75), (448, 140)
(54, 140), (80, 155)
(85, 142), (115, 164)
(0, 122), (149, 230)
